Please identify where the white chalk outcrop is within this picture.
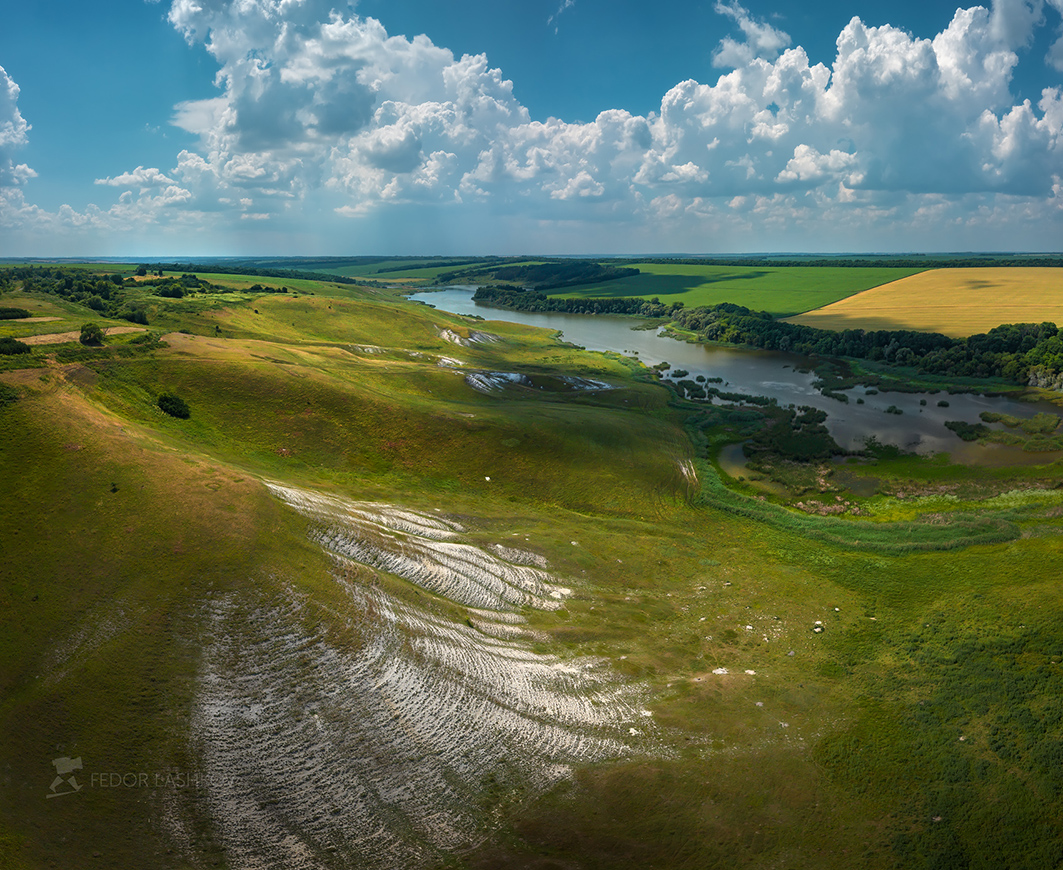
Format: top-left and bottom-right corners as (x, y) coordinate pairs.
(439, 328), (499, 347)
(185, 483), (653, 869)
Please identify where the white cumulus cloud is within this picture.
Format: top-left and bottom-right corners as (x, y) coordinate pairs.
(4, 0), (1063, 253)
(0, 65), (34, 187)
(713, 1), (792, 68)
(78, 1), (1063, 236)
(95, 166), (177, 187)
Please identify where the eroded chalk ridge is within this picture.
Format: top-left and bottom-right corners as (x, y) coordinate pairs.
(560, 375), (612, 391)
(191, 487), (652, 869)
(266, 481), (568, 611)
(439, 328), (499, 347)
(464, 371), (531, 394)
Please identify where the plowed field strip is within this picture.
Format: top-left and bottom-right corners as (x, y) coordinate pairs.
(20, 326), (147, 345)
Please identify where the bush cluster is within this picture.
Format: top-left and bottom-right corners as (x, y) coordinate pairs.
(0, 337), (30, 355)
(157, 392), (190, 419)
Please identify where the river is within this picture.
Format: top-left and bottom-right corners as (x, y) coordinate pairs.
(409, 287), (1062, 463)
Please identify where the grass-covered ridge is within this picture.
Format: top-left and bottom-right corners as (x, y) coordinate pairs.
(2, 264), (1063, 868)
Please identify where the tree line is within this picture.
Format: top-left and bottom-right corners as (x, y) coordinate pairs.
(1, 266), (150, 324)
(473, 284), (1063, 386)
(672, 303), (1063, 383)
(141, 262), (361, 285)
(446, 261), (639, 289)
(626, 256), (1063, 269)
(0, 266), (296, 325)
(473, 285), (682, 317)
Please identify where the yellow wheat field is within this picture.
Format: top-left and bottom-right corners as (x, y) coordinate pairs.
(786, 268), (1063, 337)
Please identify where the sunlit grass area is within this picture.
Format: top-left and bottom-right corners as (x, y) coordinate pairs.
(2, 267), (1063, 869)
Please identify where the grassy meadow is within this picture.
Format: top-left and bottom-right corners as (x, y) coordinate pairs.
(787, 267), (1063, 336)
(2, 265), (1063, 868)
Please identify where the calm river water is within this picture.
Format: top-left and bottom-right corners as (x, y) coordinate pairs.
(410, 287), (1062, 463)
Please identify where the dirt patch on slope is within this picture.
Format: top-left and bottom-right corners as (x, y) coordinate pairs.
(20, 326), (146, 345)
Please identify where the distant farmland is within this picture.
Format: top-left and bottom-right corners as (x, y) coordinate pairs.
(785, 268), (1063, 337)
(553, 263), (924, 317)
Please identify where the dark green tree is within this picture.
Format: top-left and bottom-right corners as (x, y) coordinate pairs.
(79, 323), (104, 346)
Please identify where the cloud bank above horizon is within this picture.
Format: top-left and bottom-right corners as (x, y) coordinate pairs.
(2, 0), (1063, 254)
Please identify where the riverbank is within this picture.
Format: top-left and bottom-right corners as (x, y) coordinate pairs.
(410, 287), (1063, 463)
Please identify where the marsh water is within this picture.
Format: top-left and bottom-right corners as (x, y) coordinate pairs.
(410, 287), (1063, 463)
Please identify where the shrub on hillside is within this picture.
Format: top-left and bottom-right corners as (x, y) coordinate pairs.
(157, 391), (190, 419)
(118, 306), (149, 325)
(128, 331), (162, 346)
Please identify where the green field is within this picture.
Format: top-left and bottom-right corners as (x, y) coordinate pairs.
(552, 263), (925, 316)
(3, 264), (1063, 869)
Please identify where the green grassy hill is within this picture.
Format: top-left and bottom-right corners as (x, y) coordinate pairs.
(2, 269), (1063, 869)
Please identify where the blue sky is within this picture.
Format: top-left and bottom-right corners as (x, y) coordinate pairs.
(1, 0), (1062, 255)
